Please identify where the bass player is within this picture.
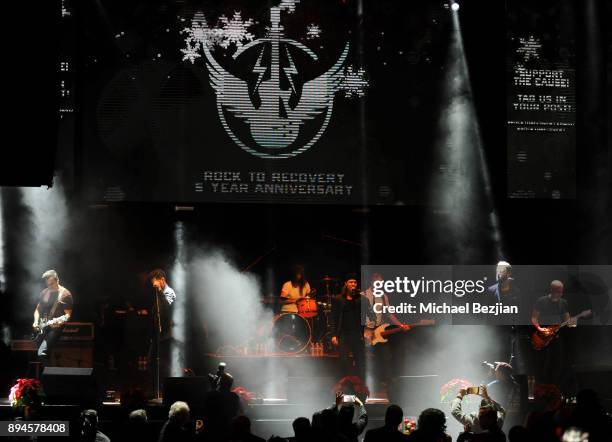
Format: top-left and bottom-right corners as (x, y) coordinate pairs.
(362, 273), (410, 398)
(530, 280), (573, 388)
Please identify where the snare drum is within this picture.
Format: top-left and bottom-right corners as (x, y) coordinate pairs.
(296, 297), (318, 318)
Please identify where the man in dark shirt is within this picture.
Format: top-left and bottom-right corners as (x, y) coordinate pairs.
(362, 273), (410, 397)
(33, 270), (74, 361)
(202, 372), (241, 441)
(486, 261), (524, 329)
(331, 275), (366, 377)
(486, 262), (531, 418)
(531, 280), (571, 387)
(532, 281), (570, 327)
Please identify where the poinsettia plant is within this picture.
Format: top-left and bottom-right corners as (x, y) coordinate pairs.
(232, 386), (255, 403)
(8, 379), (44, 409)
(403, 417), (417, 435)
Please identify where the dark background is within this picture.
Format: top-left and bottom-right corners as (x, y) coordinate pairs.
(77, 0), (452, 204)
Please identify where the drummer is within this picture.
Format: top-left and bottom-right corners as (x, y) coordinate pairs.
(280, 265), (312, 314)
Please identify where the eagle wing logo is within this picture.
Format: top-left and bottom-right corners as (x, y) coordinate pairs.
(200, 3), (351, 159)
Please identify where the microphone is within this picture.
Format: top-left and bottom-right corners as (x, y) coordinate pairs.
(481, 361), (495, 370)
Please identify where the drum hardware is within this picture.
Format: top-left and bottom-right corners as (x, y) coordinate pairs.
(317, 276), (340, 283)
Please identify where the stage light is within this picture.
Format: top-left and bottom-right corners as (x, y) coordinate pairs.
(451, 2), (460, 12)
(427, 5), (504, 262)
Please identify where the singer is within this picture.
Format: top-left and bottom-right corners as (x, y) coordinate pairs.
(149, 268), (177, 400)
(486, 261), (531, 420)
(150, 269), (176, 305)
(487, 262), (520, 305)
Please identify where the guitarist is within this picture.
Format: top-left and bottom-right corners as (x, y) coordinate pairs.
(33, 270), (73, 362)
(362, 273), (410, 397)
(530, 280), (572, 387)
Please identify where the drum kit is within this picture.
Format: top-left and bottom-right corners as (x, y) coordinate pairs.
(271, 276), (340, 354)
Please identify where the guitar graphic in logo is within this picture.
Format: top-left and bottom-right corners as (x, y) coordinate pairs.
(191, 1), (363, 159)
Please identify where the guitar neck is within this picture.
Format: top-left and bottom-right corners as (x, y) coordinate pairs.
(546, 311), (589, 333)
(381, 322), (429, 337)
(43, 315), (68, 328)
(556, 319), (572, 330)
(381, 327), (404, 337)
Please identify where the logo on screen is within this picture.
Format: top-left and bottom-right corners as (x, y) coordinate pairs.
(195, 1), (361, 159)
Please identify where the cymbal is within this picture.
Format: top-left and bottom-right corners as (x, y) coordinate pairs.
(318, 276), (340, 282)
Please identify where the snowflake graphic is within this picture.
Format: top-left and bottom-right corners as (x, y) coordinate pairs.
(216, 12), (256, 49)
(306, 24), (321, 40)
(181, 11), (255, 63)
(181, 13), (216, 62)
(516, 35), (541, 62)
(340, 65), (369, 98)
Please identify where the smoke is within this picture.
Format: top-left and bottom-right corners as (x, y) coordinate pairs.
(0, 191), (7, 345)
(189, 248), (273, 350)
(0, 190), (4, 291)
(20, 178), (69, 303)
(170, 221), (187, 376)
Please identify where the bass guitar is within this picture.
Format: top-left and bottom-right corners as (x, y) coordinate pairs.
(31, 314), (70, 341)
(364, 319), (435, 346)
(531, 310), (591, 350)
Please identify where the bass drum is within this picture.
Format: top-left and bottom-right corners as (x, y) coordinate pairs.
(272, 314), (311, 354)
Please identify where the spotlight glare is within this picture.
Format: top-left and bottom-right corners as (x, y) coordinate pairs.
(451, 2), (460, 11)
(170, 221), (187, 377)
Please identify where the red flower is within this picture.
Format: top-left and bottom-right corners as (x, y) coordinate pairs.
(8, 378), (44, 408)
(232, 386), (255, 403)
(332, 375), (371, 398)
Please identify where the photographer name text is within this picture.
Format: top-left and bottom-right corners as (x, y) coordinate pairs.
(374, 302), (517, 316)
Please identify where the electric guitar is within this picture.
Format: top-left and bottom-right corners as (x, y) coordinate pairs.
(31, 314), (70, 341)
(364, 319), (435, 346)
(531, 309), (591, 350)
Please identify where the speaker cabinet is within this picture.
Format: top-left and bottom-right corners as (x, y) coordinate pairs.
(41, 367), (98, 407)
(50, 342), (93, 368)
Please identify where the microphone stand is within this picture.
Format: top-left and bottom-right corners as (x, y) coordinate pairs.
(242, 245), (276, 272)
(154, 289), (162, 401)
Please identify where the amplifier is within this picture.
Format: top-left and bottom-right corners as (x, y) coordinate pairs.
(51, 342), (93, 368)
(11, 340), (37, 351)
(60, 322), (94, 341)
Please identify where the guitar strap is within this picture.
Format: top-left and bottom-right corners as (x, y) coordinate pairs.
(48, 285), (65, 320)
